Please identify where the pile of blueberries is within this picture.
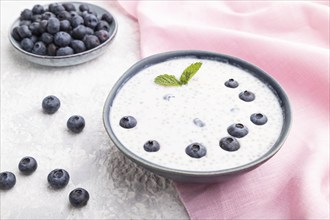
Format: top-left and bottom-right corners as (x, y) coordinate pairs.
(0, 95), (89, 208)
(11, 3), (113, 56)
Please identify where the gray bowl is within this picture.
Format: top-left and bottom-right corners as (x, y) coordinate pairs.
(103, 50), (292, 183)
(9, 2), (118, 67)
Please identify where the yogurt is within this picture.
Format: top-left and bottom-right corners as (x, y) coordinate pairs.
(110, 58), (284, 172)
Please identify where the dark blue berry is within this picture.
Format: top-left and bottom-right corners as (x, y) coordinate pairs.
(56, 46), (74, 56)
(250, 113), (268, 125)
(47, 17), (60, 34)
(71, 15), (84, 28)
(239, 90), (255, 102)
(95, 30), (110, 43)
(49, 3), (59, 13)
(60, 20), (72, 32)
(52, 4), (65, 15)
(185, 143), (207, 158)
(96, 21), (110, 32)
(144, 140), (160, 152)
(32, 14), (42, 22)
(0, 172), (16, 190)
(32, 41), (47, 55)
(18, 156), (38, 175)
(17, 25), (32, 38)
(19, 20), (32, 26)
(70, 40), (86, 53)
(41, 12), (55, 20)
(54, 32), (71, 47)
(20, 9), (33, 20)
(47, 169), (70, 189)
(227, 123), (249, 138)
(119, 116), (137, 129)
(85, 27), (94, 35)
(101, 13), (113, 25)
(30, 35), (38, 43)
(63, 3), (76, 12)
(83, 35), (100, 50)
(57, 11), (71, 21)
(32, 4), (45, 15)
(84, 14), (98, 29)
(225, 79), (239, 88)
(29, 22), (41, 36)
(39, 20), (48, 33)
(67, 115), (85, 133)
(42, 95), (60, 114)
(20, 38), (34, 52)
(11, 27), (21, 41)
(79, 4), (90, 12)
(69, 188), (89, 207)
(219, 137), (240, 151)
(41, 32), (53, 44)
(69, 11), (79, 19)
(47, 43), (57, 56)
(72, 25), (86, 40)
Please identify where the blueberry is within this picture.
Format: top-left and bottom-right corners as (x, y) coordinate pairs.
(225, 79), (239, 88)
(185, 143), (207, 158)
(95, 30), (110, 43)
(20, 38), (34, 52)
(19, 20), (32, 26)
(67, 115), (85, 133)
(17, 25), (32, 38)
(79, 4), (90, 12)
(69, 188), (89, 208)
(41, 32), (53, 45)
(71, 15), (84, 28)
(30, 35), (39, 43)
(56, 46), (74, 56)
(47, 17), (60, 34)
(84, 14), (98, 29)
(47, 43), (58, 56)
(20, 9), (33, 20)
(119, 116), (137, 129)
(42, 95), (60, 114)
(39, 20), (48, 33)
(101, 13), (113, 25)
(219, 137), (240, 151)
(144, 140), (160, 152)
(18, 156), (38, 175)
(11, 27), (21, 41)
(250, 113), (268, 125)
(54, 32), (71, 47)
(70, 40), (86, 53)
(32, 14), (42, 22)
(0, 172), (16, 190)
(48, 3), (60, 13)
(47, 169), (70, 189)
(69, 11), (79, 19)
(29, 22), (41, 36)
(83, 35), (100, 50)
(80, 11), (90, 19)
(60, 20), (72, 32)
(41, 11), (55, 20)
(52, 4), (65, 15)
(85, 27), (94, 35)
(57, 11), (71, 21)
(96, 21), (111, 32)
(63, 3), (76, 12)
(32, 41), (47, 55)
(72, 25), (86, 40)
(239, 90), (255, 102)
(32, 4), (45, 15)
(227, 123), (249, 138)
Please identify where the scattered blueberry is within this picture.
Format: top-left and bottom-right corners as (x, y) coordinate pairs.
(56, 46), (74, 56)
(83, 35), (100, 49)
(60, 20), (72, 32)
(69, 188), (89, 208)
(101, 13), (113, 24)
(250, 113), (268, 125)
(41, 32), (54, 45)
(47, 17), (60, 34)
(143, 140), (160, 152)
(67, 115), (85, 133)
(54, 32), (71, 47)
(32, 41), (47, 55)
(79, 4), (90, 12)
(219, 137), (240, 151)
(227, 123), (249, 138)
(42, 95), (61, 114)
(225, 79), (239, 88)
(119, 116), (137, 129)
(17, 25), (32, 38)
(185, 143), (207, 158)
(0, 172), (16, 190)
(62, 3), (76, 12)
(84, 14), (98, 29)
(95, 30), (109, 43)
(70, 40), (86, 53)
(20, 9), (33, 20)
(72, 25), (86, 40)
(47, 43), (57, 56)
(47, 169), (70, 189)
(32, 4), (45, 15)
(20, 38), (34, 52)
(18, 156), (38, 175)
(95, 20), (110, 32)
(239, 90), (255, 102)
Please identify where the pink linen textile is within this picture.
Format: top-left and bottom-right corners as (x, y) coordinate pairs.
(117, 1), (330, 219)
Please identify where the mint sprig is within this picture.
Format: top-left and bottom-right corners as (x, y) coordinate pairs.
(154, 62), (202, 87)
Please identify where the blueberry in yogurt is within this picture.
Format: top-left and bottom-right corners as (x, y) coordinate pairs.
(0, 172), (16, 190)
(239, 90), (255, 102)
(250, 113), (268, 125)
(227, 123), (249, 138)
(119, 116), (137, 129)
(225, 79), (239, 88)
(220, 137), (240, 151)
(185, 143), (207, 158)
(18, 156), (38, 175)
(143, 140), (160, 152)
(47, 169), (70, 189)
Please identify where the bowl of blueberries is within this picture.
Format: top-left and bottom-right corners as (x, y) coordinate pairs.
(9, 2), (118, 67)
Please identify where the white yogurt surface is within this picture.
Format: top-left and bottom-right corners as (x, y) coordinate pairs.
(110, 58), (283, 172)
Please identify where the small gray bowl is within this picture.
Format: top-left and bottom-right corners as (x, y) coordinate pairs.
(103, 50), (292, 183)
(9, 2), (118, 67)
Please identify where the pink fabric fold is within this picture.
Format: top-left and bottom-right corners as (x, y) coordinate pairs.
(117, 1), (330, 219)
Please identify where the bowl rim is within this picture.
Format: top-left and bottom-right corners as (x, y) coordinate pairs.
(103, 50), (292, 178)
(8, 1), (118, 60)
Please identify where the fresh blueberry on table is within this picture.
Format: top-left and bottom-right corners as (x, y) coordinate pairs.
(239, 90), (255, 102)
(225, 79), (239, 88)
(227, 123), (249, 138)
(42, 95), (61, 114)
(54, 32), (71, 47)
(219, 137), (240, 151)
(47, 169), (70, 189)
(144, 140), (160, 152)
(250, 113), (268, 125)
(18, 156), (38, 175)
(0, 171), (16, 190)
(32, 41), (47, 55)
(69, 188), (90, 208)
(56, 46), (74, 56)
(185, 143), (207, 158)
(47, 17), (60, 34)
(20, 38), (34, 52)
(32, 4), (45, 15)
(83, 35), (100, 49)
(95, 30), (110, 43)
(70, 40), (86, 53)
(119, 116), (137, 129)
(67, 115), (85, 133)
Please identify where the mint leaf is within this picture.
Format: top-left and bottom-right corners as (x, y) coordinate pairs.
(179, 62), (202, 85)
(154, 74), (182, 87)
